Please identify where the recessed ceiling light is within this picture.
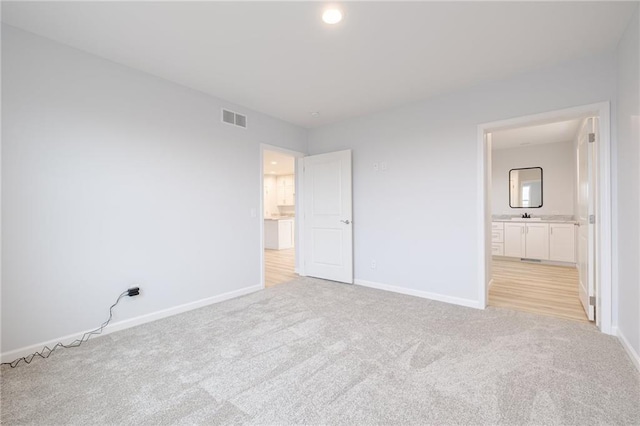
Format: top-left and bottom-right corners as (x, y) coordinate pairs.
(322, 9), (342, 24)
(271, 161), (278, 165)
(310, 111), (320, 117)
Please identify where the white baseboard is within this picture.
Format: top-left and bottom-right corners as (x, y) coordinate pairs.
(354, 279), (482, 309)
(1, 284), (262, 364)
(616, 327), (640, 372)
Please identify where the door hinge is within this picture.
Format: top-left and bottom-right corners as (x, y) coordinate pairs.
(589, 215), (595, 224)
(588, 133), (596, 143)
(589, 296), (596, 306)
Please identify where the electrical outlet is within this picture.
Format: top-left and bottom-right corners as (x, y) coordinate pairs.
(370, 260), (377, 269)
(380, 162), (388, 171)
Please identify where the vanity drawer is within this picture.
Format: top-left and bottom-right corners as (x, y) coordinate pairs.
(492, 222), (504, 230)
(491, 229), (504, 243)
(492, 243), (504, 256)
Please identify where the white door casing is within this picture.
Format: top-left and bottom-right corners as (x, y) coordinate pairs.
(303, 150), (353, 283)
(577, 117), (596, 321)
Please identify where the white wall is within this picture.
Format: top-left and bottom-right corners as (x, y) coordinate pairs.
(492, 141), (575, 216)
(308, 52), (616, 304)
(1, 26), (307, 353)
(615, 6), (640, 360)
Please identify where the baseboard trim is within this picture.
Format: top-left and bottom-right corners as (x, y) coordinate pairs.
(616, 327), (640, 372)
(354, 279), (482, 309)
(1, 284), (262, 364)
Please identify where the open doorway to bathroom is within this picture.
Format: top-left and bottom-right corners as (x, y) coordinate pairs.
(478, 103), (612, 332)
(262, 149), (297, 287)
(489, 118), (588, 322)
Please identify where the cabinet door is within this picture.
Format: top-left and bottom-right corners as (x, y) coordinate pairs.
(525, 223), (549, 260)
(275, 185), (284, 205)
(284, 185), (295, 205)
(278, 220), (294, 249)
(549, 224), (575, 262)
(264, 220), (279, 249)
(504, 223), (525, 257)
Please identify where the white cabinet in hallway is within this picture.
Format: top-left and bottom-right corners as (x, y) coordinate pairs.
(502, 222), (549, 260)
(264, 218), (294, 250)
(549, 223), (576, 262)
(276, 174), (295, 206)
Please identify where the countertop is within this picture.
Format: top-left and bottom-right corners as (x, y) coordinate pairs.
(492, 216), (577, 224)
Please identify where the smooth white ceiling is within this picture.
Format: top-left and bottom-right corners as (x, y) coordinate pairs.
(491, 118), (582, 150)
(264, 150), (295, 176)
(2, 2), (635, 128)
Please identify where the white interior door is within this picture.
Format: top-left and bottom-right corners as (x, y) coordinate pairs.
(303, 150), (353, 283)
(577, 118), (596, 321)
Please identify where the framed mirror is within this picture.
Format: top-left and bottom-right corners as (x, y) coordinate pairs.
(509, 167), (543, 208)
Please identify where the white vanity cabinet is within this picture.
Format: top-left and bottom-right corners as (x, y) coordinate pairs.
(494, 220), (575, 263)
(524, 223), (550, 260)
(491, 222), (504, 255)
(504, 223), (525, 258)
(549, 223), (576, 262)
(500, 221), (549, 260)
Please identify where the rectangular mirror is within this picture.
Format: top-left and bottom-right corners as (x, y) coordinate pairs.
(509, 167), (543, 208)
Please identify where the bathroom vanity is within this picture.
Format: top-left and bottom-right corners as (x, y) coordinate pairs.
(491, 219), (576, 263)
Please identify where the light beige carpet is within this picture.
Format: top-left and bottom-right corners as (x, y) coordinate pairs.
(2, 277), (639, 425)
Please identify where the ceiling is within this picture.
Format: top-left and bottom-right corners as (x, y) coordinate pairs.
(264, 150), (295, 176)
(491, 118), (582, 150)
(2, 2), (635, 128)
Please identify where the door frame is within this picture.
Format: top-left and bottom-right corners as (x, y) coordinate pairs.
(259, 144), (306, 289)
(476, 102), (613, 334)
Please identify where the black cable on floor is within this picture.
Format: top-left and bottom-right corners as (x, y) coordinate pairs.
(1, 289), (136, 368)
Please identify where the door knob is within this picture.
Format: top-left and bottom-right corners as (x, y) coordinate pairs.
(340, 219), (351, 225)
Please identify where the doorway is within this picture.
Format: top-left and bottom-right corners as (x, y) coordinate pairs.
(261, 146), (303, 288)
(477, 103), (613, 333)
(259, 147), (355, 288)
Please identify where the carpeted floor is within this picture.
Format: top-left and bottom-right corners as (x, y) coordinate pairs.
(2, 277), (639, 425)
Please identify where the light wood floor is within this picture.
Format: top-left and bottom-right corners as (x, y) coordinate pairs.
(265, 248), (296, 287)
(489, 259), (589, 323)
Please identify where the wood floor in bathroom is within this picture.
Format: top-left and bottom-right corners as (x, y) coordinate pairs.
(489, 258), (589, 323)
(264, 248), (296, 287)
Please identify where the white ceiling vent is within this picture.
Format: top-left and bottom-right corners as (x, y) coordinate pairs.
(222, 109), (247, 129)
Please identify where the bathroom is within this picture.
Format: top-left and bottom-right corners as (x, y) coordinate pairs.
(488, 117), (596, 322)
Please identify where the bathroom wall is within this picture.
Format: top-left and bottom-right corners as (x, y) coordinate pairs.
(492, 140), (576, 217)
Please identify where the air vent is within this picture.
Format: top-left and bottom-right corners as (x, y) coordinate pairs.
(221, 109), (247, 129)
